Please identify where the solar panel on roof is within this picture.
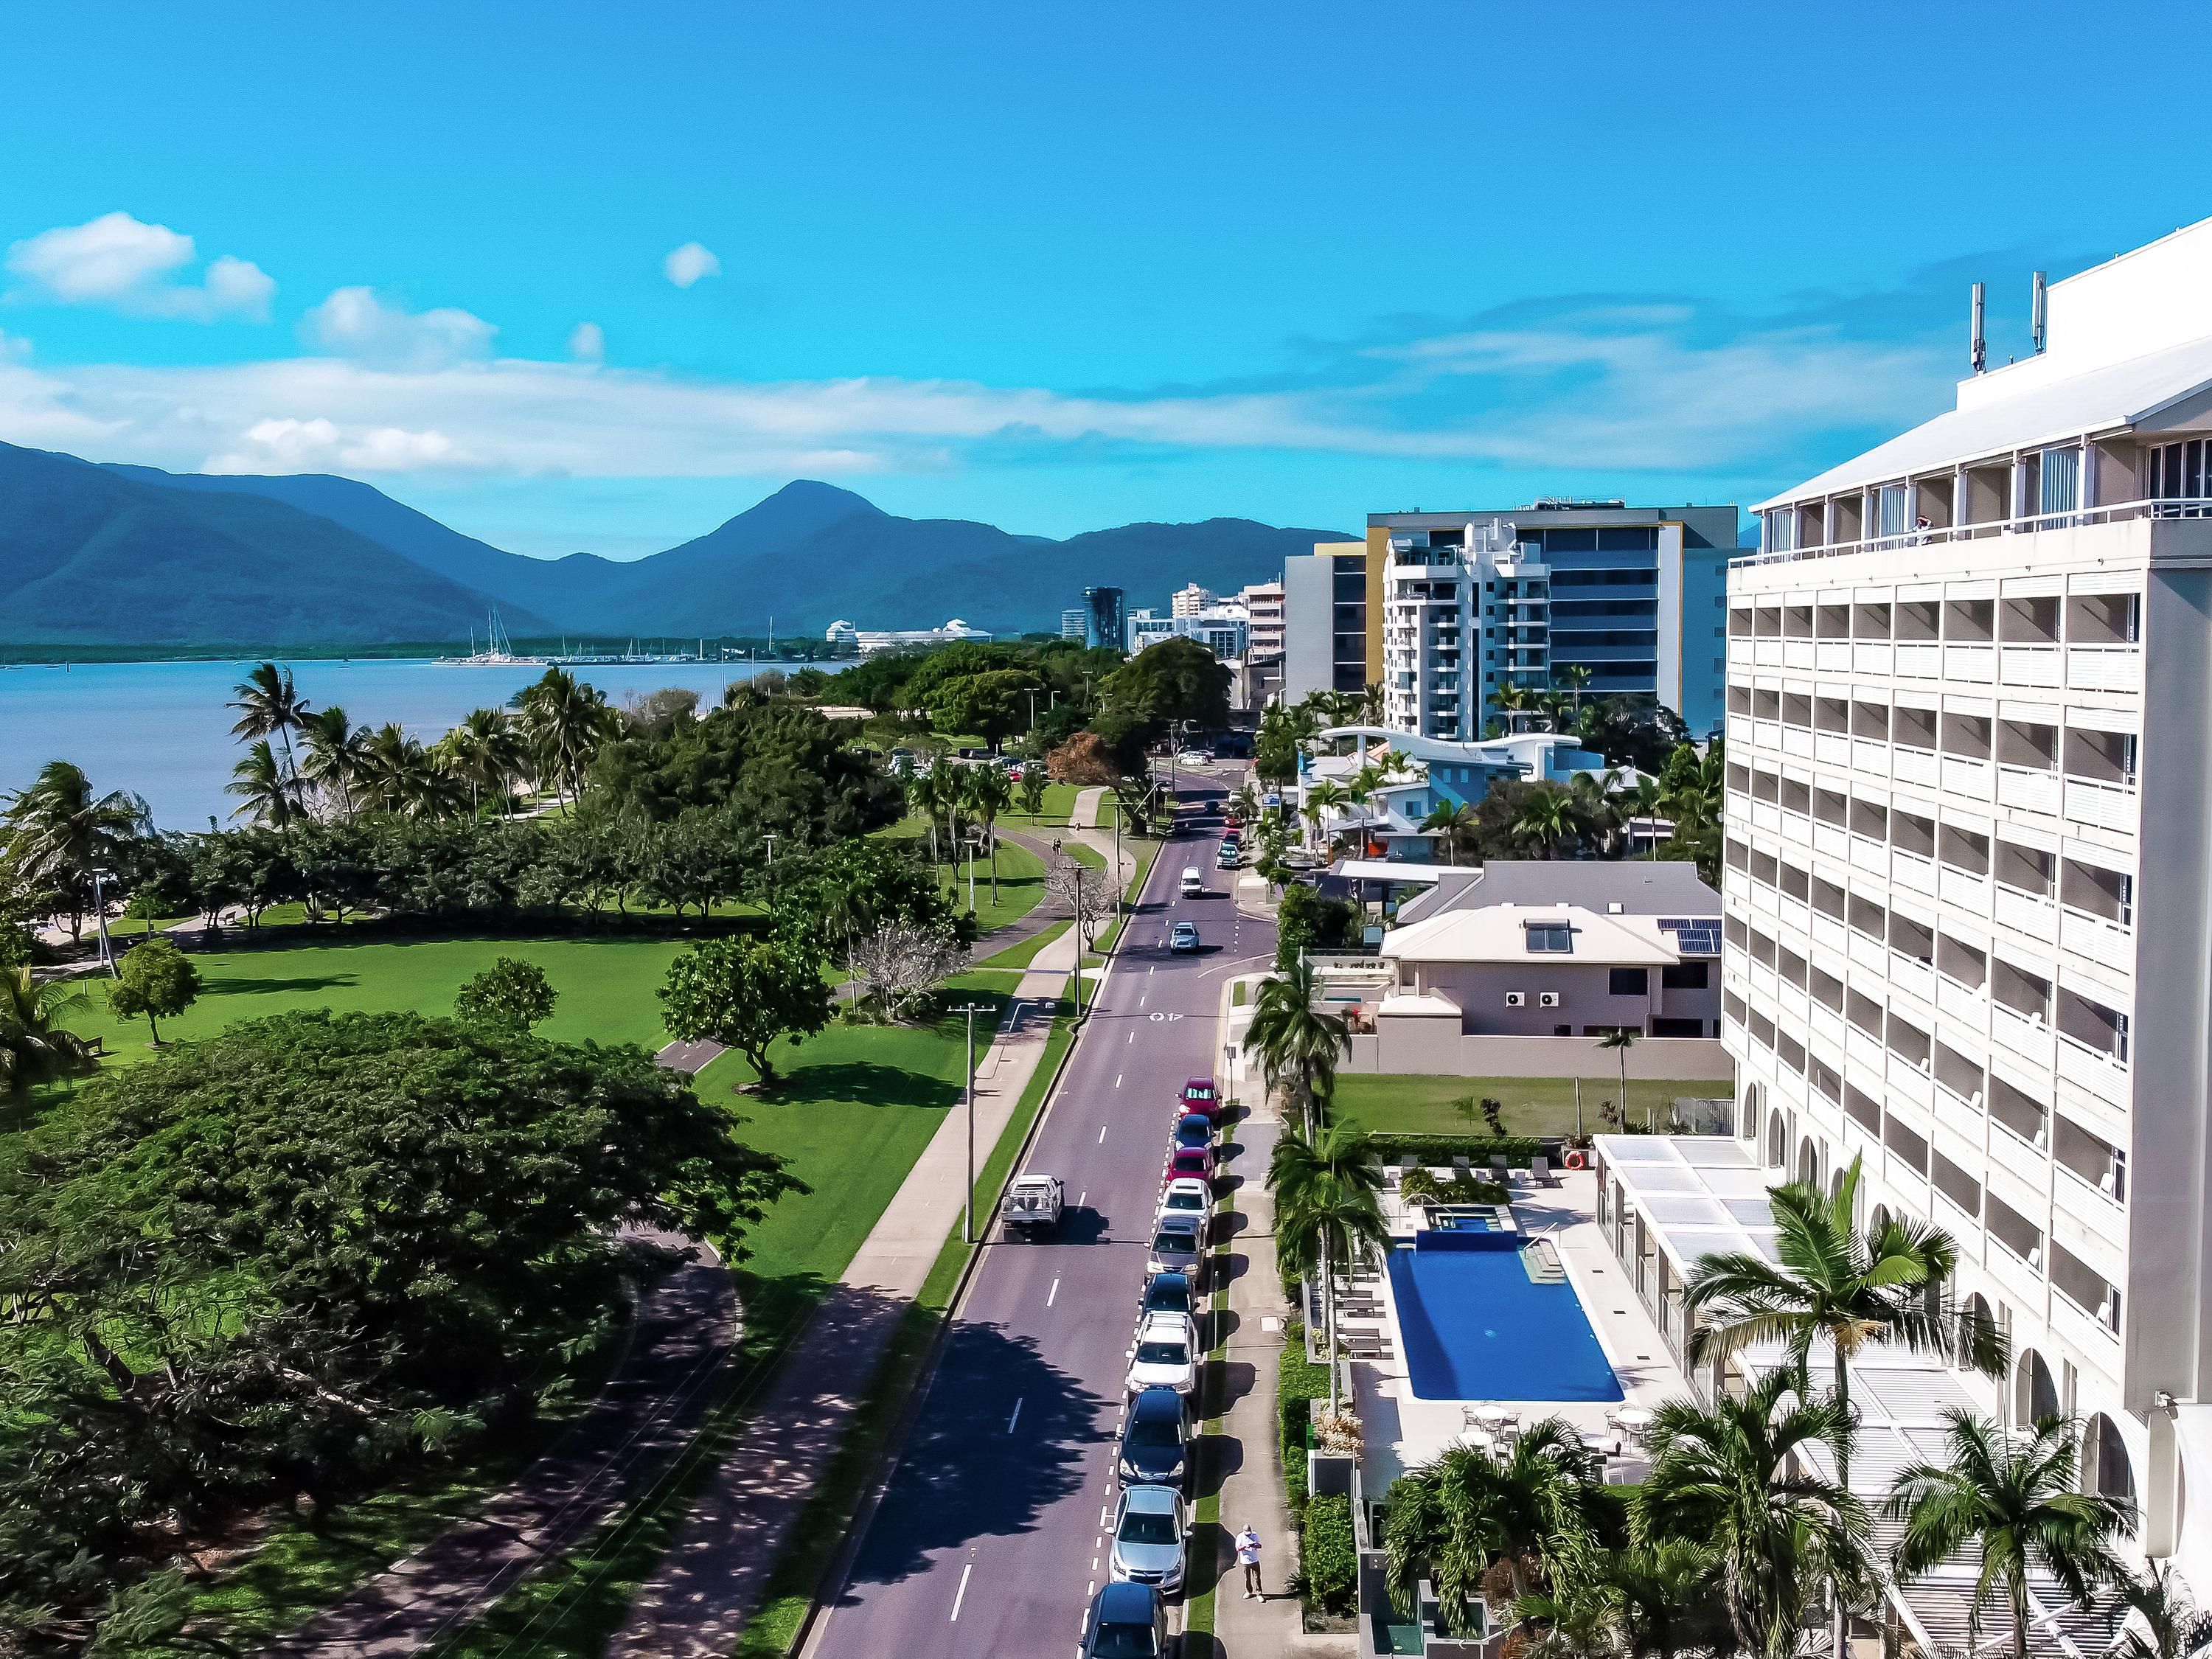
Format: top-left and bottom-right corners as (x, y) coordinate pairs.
(1658, 916), (1722, 956)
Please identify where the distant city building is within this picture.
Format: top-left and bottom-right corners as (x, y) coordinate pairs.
(1060, 607), (1088, 640)
(1281, 539), (1374, 703)
(1169, 582), (1216, 618)
(1081, 585), (1126, 651)
(824, 618), (994, 657)
(1238, 580), (1287, 709)
(1126, 607), (1249, 659)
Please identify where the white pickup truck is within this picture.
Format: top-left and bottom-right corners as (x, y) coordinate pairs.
(999, 1174), (1065, 1237)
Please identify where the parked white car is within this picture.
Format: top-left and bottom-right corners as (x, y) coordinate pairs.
(1126, 1312), (1197, 1397)
(1155, 1177), (1212, 1230)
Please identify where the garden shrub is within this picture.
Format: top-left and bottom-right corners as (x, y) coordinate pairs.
(1298, 1493), (1357, 1615)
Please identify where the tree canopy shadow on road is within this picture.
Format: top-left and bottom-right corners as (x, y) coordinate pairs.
(834, 1319), (1107, 1593)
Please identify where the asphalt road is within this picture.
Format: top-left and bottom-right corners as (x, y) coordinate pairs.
(813, 771), (1273, 1659)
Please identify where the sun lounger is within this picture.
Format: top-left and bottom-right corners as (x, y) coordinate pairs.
(1530, 1155), (1555, 1186)
(1490, 1154), (1510, 1180)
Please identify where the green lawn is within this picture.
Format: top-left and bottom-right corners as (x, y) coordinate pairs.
(1329, 1071), (1733, 1138)
(975, 917), (1068, 972)
(60, 934), (686, 1059)
(877, 812), (1048, 936)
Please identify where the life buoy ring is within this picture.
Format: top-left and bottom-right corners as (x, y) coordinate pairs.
(1563, 1149), (1587, 1170)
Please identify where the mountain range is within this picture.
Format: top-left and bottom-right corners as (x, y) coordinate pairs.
(0, 439), (1341, 648)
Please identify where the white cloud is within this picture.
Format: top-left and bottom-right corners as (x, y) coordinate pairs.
(662, 242), (720, 289)
(300, 287), (496, 372)
(5, 212), (274, 321)
(0, 285), (1958, 488)
(567, 321), (605, 362)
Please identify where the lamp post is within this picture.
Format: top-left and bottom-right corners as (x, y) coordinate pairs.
(763, 832), (777, 869)
(950, 1000), (994, 1242)
(91, 867), (117, 978)
(964, 830), (984, 914)
(1223, 1040), (1237, 1113)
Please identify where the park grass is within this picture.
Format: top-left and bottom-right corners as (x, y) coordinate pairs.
(975, 916), (1068, 971)
(878, 810), (1048, 935)
(58, 933), (687, 1060)
(1329, 1071), (1733, 1139)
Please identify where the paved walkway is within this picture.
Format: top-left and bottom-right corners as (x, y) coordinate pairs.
(1071, 784), (1109, 829)
(260, 1237), (735, 1658)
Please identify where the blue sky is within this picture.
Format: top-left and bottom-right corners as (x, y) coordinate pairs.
(4, 0), (2211, 557)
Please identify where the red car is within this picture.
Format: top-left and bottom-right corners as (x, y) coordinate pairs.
(1166, 1144), (1215, 1183)
(1178, 1077), (1222, 1121)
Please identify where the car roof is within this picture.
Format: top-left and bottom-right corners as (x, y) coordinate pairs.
(1146, 1269), (1190, 1290)
(1176, 1112), (1209, 1126)
(1163, 1176), (1208, 1193)
(1122, 1483), (1180, 1514)
(1156, 1212), (1202, 1235)
(1130, 1383), (1183, 1418)
(1184, 1077), (1214, 1088)
(1097, 1580), (1159, 1620)
(1138, 1311), (1194, 1338)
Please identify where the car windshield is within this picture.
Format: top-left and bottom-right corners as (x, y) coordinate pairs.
(1135, 1340), (1189, 1366)
(1172, 1153), (1206, 1169)
(1150, 1232), (1189, 1255)
(1119, 1509), (1180, 1545)
(1186, 1088), (1215, 1102)
(1145, 1282), (1190, 1314)
(1127, 1414), (1180, 1448)
(1092, 1621), (1158, 1659)
(1164, 1192), (1202, 1211)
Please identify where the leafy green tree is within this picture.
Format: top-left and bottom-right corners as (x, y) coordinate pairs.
(1604, 1538), (1730, 1659)
(1633, 1368), (1871, 1659)
(1017, 767), (1048, 818)
(1514, 784), (1577, 858)
(1097, 636), (1230, 747)
(228, 737), (305, 830)
(661, 931), (833, 1087)
(1268, 1124), (1387, 1415)
(928, 669), (1043, 750)
(1244, 958), (1349, 1137)
(0, 1010), (793, 1640)
(1421, 800), (1481, 863)
(105, 937), (200, 1045)
(1383, 1420), (1604, 1632)
(1274, 881), (1356, 971)
(1, 760), (153, 942)
(1683, 1153), (2003, 1487)
(453, 956), (558, 1033)
(1886, 1411), (2134, 1659)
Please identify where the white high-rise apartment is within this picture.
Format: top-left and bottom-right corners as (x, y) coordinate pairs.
(1239, 581), (1284, 662)
(1725, 217), (2212, 1585)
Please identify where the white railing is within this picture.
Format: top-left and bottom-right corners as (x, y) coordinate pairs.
(1734, 494), (2212, 570)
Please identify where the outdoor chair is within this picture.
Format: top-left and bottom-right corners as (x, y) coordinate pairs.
(1490, 1154), (1510, 1181)
(1529, 1155), (1554, 1186)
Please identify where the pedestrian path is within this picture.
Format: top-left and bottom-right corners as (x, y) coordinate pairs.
(1071, 784), (1109, 828)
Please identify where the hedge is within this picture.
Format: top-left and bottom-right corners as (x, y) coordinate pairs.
(1298, 1493), (1357, 1615)
(1362, 1134), (1563, 1168)
(1279, 1320), (1329, 1514)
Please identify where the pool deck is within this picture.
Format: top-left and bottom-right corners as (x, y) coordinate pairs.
(1353, 1169), (1691, 1492)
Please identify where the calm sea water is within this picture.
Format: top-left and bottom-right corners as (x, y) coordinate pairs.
(0, 658), (779, 832)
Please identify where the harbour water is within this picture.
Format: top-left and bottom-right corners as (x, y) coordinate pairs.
(0, 658), (781, 831)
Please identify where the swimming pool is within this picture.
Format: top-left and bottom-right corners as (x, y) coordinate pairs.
(1385, 1243), (1624, 1402)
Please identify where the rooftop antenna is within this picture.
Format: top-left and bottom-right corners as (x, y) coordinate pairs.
(1970, 282), (1987, 374)
(2031, 271), (2048, 354)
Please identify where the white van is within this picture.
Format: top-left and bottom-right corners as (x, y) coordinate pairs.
(1179, 867), (1203, 898)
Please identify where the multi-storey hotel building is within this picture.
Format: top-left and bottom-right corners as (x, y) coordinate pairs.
(1725, 217), (2212, 1586)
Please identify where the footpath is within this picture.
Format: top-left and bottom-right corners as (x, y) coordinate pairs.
(605, 807), (1135, 1658)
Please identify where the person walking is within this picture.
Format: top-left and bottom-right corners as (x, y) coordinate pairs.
(1236, 1523), (1263, 1599)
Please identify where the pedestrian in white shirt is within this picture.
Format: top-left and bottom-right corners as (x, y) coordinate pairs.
(1237, 1524), (1263, 1598)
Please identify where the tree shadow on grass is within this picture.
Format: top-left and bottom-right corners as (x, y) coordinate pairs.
(204, 973), (358, 998)
(835, 1319), (1107, 1593)
(759, 1061), (964, 1113)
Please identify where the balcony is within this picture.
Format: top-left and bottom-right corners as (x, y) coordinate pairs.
(1896, 642), (1941, 678)
(1940, 754), (1992, 799)
(2068, 645), (2143, 693)
(1815, 733), (1849, 767)
(1817, 641), (1851, 672)
(1997, 765), (2060, 816)
(1990, 1001), (2053, 1065)
(2000, 643), (2063, 689)
(1854, 641), (1893, 676)
(2059, 905), (2135, 976)
(1936, 974), (1983, 1026)
(1994, 885), (2056, 943)
(1891, 849), (1937, 896)
(1945, 643), (1996, 684)
(1851, 737), (1891, 777)
(1893, 747), (1938, 789)
(2065, 778), (2138, 834)
(1938, 866), (1990, 910)
(2057, 1031), (2130, 1099)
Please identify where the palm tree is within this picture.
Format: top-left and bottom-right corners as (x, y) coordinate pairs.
(1268, 1124), (1388, 1416)
(1491, 679), (1531, 734)
(1887, 1411), (2134, 1659)
(0, 965), (96, 1093)
(2112, 1562), (2212, 1659)
(1555, 663), (1593, 723)
(1243, 959), (1349, 1138)
(299, 706), (369, 816)
(229, 661), (312, 783)
(1514, 784), (1576, 858)
(1605, 1539), (1728, 1659)
(1303, 779), (1350, 849)
(1, 761), (152, 942)
(227, 739), (304, 830)
(962, 764), (1014, 901)
(1634, 1368), (1872, 1659)
(1597, 1026), (1639, 1126)
(1422, 801), (1480, 865)
(444, 707), (526, 815)
(520, 667), (616, 805)
(1622, 774), (1669, 856)
(1683, 1153), (2004, 1488)
(1382, 1419), (1604, 1632)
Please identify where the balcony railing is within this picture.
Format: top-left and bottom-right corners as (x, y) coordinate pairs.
(1734, 494), (2212, 569)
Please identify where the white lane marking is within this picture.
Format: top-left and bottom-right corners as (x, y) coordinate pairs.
(1047, 1277), (1061, 1307)
(950, 1562), (973, 1621)
(1127, 1030), (1133, 1043)
(1115, 1073), (1123, 1088)
(1098, 1124), (1107, 1143)
(1006, 1398), (1023, 1433)
(1078, 1190), (1088, 1207)
(1087, 1579), (1096, 1599)
(1138, 993), (1147, 1007)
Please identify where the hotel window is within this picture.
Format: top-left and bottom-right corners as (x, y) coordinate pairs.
(1877, 483), (1910, 542)
(2039, 445), (2081, 517)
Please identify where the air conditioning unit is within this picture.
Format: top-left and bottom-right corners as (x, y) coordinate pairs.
(1539, 992), (1562, 1008)
(1504, 991), (1526, 1007)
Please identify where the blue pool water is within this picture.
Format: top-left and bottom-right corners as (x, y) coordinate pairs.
(1386, 1245), (1624, 1402)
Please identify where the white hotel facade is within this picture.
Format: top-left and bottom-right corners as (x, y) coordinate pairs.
(1725, 217), (2212, 1590)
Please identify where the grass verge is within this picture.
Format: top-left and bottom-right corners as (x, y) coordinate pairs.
(1329, 1071), (1732, 1138)
(974, 917), (1068, 972)
(1183, 1145), (1239, 1642)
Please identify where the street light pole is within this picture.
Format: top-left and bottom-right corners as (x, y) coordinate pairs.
(951, 1001), (993, 1243)
(91, 867), (117, 978)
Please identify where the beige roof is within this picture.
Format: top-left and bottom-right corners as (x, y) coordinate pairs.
(1377, 991), (1463, 1018)
(1378, 902), (1682, 967)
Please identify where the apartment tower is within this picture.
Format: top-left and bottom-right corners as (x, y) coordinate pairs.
(1724, 215), (2212, 1589)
